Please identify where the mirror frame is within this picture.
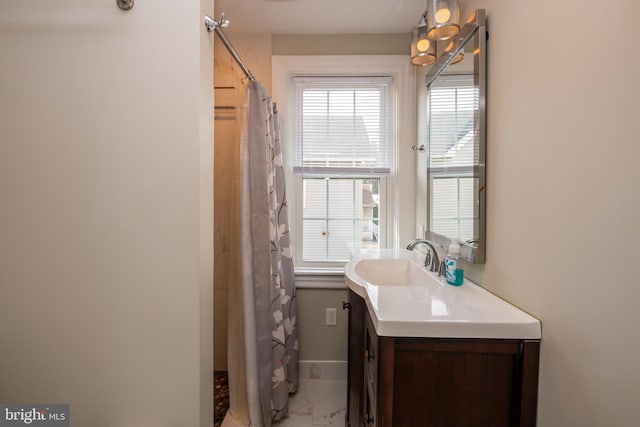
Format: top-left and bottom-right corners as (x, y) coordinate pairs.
(424, 9), (486, 263)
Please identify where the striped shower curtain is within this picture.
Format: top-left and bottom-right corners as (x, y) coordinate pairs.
(225, 80), (298, 427)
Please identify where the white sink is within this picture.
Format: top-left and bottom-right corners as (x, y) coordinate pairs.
(353, 258), (431, 287)
(344, 249), (541, 339)
(344, 248), (423, 297)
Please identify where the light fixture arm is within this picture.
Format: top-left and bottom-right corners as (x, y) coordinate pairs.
(420, 7), (428, 21)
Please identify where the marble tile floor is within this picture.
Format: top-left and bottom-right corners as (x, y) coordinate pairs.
(275, 377), (347, 427)
(217, 374), (347, 427)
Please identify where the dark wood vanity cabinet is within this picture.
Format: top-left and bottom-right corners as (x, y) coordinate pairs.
(346, 290), (541, 427)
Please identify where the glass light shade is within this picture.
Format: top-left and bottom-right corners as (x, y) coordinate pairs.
(444, 39), (464, 65)
(411, 21), (436, 66)
(426, 0), (460, 40)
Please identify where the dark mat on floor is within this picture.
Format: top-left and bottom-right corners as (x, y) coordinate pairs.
(214, 371), (229, 427)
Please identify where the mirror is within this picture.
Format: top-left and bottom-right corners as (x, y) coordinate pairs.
(424, 9), (486, 263)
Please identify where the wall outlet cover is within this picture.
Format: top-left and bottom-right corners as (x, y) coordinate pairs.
(325, 308), (337, 326)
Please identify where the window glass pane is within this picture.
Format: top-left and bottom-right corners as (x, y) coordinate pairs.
(302, 219), (327, 261)
(302, 179), (327, 218)
(432, 178), (458, 218)
(302, 177), (380, 262)
(294, 77), (392, 174)
(459, 177), (474, 218)
(429, 74), (477, 169)
(430, 177), (473, 242)
(327, 220), (355, 261)
(431, 219), (459, 240)
(459, 220), (474, 241)
(328, 179), (357, 219)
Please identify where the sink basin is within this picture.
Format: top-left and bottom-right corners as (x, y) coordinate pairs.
(353, 258), (430, 287)
(344, 249), (427, 297)
(344, 249), (542, 339)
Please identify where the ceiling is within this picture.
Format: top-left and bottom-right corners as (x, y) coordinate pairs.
(214, 0), (427, 34)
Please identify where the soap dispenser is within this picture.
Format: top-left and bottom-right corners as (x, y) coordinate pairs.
(445, 239), (464, 286)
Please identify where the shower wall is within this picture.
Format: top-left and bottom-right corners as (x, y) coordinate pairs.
(213, 33), (272, 371)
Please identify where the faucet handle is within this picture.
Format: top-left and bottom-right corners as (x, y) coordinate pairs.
(425, 251), (432, 268)
(438, 259), (446, 277)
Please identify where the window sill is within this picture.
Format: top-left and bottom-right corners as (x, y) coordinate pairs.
(294, 267), (346, 289)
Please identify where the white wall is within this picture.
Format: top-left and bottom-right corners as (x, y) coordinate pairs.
(454, 1), (640, 425)
(0, 1), (214, 426)
(272, 33), (410, 56)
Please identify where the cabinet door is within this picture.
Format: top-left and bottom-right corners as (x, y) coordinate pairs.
(364, 309), (378, 427)
(392, 339), (526, 427)
(346, 290), (366, 427)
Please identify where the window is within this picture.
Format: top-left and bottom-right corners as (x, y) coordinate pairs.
(293, 76), (392, 263)
(272, 55), (415, 272)
(427, 74), (476, 241)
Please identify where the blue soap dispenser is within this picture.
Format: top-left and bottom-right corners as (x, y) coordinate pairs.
(445, 239), (464, 286)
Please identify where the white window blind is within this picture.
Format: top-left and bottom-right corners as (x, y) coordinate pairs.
(292, 76), (393, 176)
(428, 74), (477, 171)
(428, 74), (477, 241)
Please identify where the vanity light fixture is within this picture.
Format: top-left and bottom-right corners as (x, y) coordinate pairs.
(411, 16), (437, 66)
(426, 0), (461, 40)
(444, 38), (464, 65)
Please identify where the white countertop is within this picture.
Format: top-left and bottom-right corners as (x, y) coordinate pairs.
(345, 249), (541, 339)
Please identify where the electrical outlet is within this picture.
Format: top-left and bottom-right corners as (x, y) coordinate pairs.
(325, 308), (337, 326)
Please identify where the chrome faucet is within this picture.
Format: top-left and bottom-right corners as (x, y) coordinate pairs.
(406, 239), (444, 274)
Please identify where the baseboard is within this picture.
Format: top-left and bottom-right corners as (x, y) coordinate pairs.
(298, 360), (348, 380)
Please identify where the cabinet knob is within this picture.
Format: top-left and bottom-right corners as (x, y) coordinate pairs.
(341, 301), (351, 310)
(366, 350), (374, 361)
(366, 414), (375, 424)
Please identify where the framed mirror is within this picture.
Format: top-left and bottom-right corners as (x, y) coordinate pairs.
(424, 9), (486, 263)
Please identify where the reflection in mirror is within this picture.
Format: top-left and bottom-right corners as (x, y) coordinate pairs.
(429, 74), (475, 242)
(424, 9), (486, 263)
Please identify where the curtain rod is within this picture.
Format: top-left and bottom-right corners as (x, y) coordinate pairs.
(204, 15), (256, 82)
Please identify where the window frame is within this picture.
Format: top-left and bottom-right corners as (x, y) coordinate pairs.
(272, 55), (416, 272)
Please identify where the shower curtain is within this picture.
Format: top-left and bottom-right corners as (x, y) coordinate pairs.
(225, 80), (298, 427)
